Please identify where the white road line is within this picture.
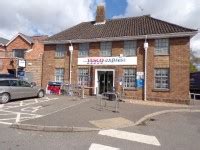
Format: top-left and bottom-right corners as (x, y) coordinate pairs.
(35, 99), (39, 103)
(99, 129), (161, 146)
(0, 109), (43, 116)
(20, 101), (23, 106)
(2, 97), (58, 110)
(21, 106), (42, 113)
(0, 104), (4, 109)
(89, 143), (120, 150)
(0, 118), (17, 121)
(0, 121), (12, 125)
(16, 113), (21, 123)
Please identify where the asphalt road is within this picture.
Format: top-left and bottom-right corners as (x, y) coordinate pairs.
(0, 109), (199, 150)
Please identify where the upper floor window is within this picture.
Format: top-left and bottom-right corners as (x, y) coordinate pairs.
(78, 43), (89, 57)
(155, 39), (169, 55)
(13, 49), (25, 58)
(124, 41), (137, 56)
(100, 42), (112, 57)
(55, 68), (64, 82)
(123, 68), (136, 88)
(154, 68), (169, 89)
(55, 44), (65, 58)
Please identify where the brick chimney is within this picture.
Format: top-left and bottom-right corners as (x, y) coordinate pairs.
(96, 5), (105, 23)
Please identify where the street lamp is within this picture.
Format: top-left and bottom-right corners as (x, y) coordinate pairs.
(144, 35), (148, 101)
(69, 41), (73, 85)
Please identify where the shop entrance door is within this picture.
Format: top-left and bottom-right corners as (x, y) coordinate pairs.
(98, 71), (114, 94)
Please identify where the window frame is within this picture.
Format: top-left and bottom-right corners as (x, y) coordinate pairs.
(55, 44), (65, 58)
(123, 40), (137, 56)
(78, 43), (89, 57)
(78, 68), (90, 86)
(100, 42), (112, 57)
(55, 68), (64, 83)
(123, 68), (136, 89)
(155, 39), (169, 55)
(154, 68), (170, 90)
(13, 49), (25, 58)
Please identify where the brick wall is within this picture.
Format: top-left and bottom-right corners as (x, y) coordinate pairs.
(7, 36), (31, 53)
(146, 37), (190, 104)
(42, 37), (190, 104)
(5, 35), (46, 86)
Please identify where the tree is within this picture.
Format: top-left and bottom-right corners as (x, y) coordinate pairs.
(190, 50), (200, 72)
(190, 62), (198, 72)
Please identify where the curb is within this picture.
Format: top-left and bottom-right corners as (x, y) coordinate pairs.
(10, 123), (100, 132)
(134, 109), (200, 126)
(10, 109), (200, 132)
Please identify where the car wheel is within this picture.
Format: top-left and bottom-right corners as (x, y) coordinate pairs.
(0, 93), (10, 104)
(38, 90), (44, 98)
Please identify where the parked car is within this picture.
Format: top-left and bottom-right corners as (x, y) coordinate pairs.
(0, 74), (16, 78)
(0, 78), (45, 104)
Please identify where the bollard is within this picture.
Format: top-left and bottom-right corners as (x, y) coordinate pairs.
(81, 86), (85, 99)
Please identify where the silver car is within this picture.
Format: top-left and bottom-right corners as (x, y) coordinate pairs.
(0, 78), (45, 104)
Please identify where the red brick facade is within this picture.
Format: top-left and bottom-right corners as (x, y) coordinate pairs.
(1, 34), (47, 86)
(42, 37), (191, 104)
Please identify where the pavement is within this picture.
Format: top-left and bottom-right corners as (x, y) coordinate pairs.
(2, 95), (199, 132)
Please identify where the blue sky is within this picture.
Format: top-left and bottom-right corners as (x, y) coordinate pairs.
(0, 0), (199, 54)
(105, 0), (127, 19)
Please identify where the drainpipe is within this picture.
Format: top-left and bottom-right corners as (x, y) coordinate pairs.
(68, 41), (74, 84)
(144, 35), (149, 101)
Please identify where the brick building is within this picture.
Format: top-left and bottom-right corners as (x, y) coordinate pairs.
(0, 37), (9, 73)
(1, 33), (48, 86)
(42, 6), (197, 104)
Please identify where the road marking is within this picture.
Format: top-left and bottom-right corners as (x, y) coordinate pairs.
(99, 129), (161, 146)
(0, 104), (4, 109)
(89, 143), (120, 150)
(35, 99), (39, 103)
(21, 106), (42, 113)
(0, 121), (12, 125)
(20, 101), (23, 106)
(16, 113), (21, 123)
(1, 97), (58, 110)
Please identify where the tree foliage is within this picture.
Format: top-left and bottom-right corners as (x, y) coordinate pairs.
(190, 50), (200, 72)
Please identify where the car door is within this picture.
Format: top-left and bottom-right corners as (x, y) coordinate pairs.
(9, 80), (24, 99)
(18, 80), (36, 98)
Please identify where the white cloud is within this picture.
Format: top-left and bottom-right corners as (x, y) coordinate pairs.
(121, 0), (200, 54)
(0, 0), (98, 39)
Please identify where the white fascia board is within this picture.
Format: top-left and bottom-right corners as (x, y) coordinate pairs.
(44, 31), (198, 45)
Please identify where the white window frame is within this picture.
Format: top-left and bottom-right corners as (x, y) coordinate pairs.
(78, 43), (89, 57)
(154, 68), (169, 89)
(124, 41), (137, 56)
(100, 42), (112, 57)
(155, 39), (169, 55)
(123, 68), (136, 88)
(13, 49), (25, 58)
(55, 44), (65, 58)
(78, 68), (90, 86)
(55, 68), (64, 82)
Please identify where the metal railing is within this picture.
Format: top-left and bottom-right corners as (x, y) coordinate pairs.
(190, 93), (200, 105)
(61, 84), (82, 97)
(99, 92), (120, 113)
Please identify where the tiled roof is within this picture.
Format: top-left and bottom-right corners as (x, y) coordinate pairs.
(46, 15), (197, 43)
(19, 33), (33, 43)
(0, 37), (9, 45)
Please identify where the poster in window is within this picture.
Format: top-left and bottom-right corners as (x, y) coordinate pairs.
(136, 72), (144, 88)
